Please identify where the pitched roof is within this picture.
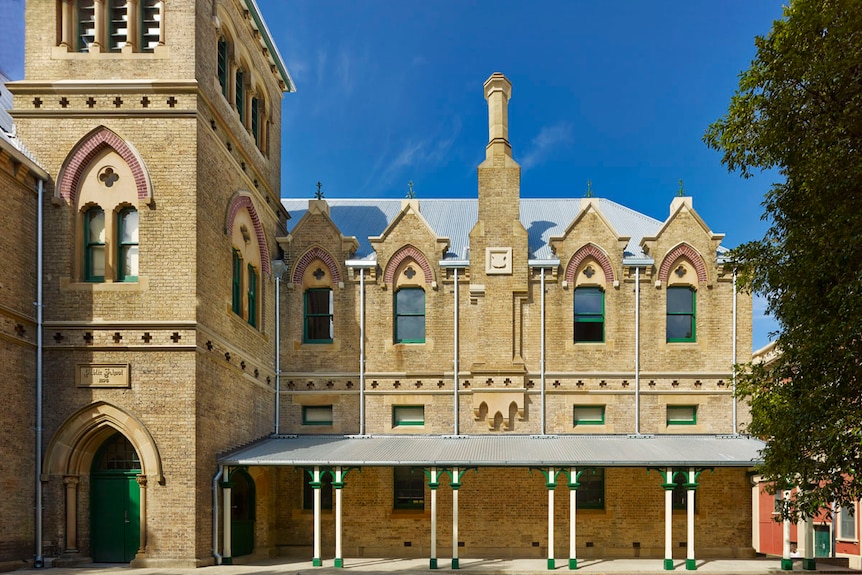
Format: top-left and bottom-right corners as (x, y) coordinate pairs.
(282, 198), (666, 262)
(0, 73), (48, 178)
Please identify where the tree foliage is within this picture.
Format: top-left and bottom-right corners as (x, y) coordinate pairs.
(705, 0), (862, 519)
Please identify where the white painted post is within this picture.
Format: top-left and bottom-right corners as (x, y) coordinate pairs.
(313, 467), (322, 567)
(664, 468), (673, 571)
(686, 468), (695, 570)
(781, 490), (792, 570)
(452, 467), (460, 570)
(334, 467), (343, 568)
(223, 480), (232, 563)
(569, 467), (577, 570)
(548, 467), (555, 570)
(430, 467), (438, 569)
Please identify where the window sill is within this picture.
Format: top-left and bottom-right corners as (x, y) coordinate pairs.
(60, 276), (148, 292)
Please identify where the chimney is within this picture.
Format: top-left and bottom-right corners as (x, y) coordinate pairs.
(484, 72), (513, 159)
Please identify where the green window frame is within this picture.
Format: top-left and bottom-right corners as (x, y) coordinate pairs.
(235, 69), (245, 120)
(140, 0), (159, 52)
(667, 286), (696, 342)
(251, 97), (260, 144)
(231, 249), (242, 316)
(666, 405), (697, 426)
(302, 405), (333, 426)
(574, 405), (605, 426)
(107, 0), (126, 52)
(302, 470), (333, 510)
(392, 405), (424, 427)
(217, 37), (229, 97)
(77, 0), (96, 52)
(84, 206), (106, 282)
(393, 467), (424, 510)
(577, 468), (605, 510)
(117, 207), (138, 282)
(394, 287), (425, 343)
(304, 288), (333, 343)
(247, 263), (257, 327)
(574, 286), (604, 343)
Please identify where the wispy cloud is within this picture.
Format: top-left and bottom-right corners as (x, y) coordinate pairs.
(336, 49), (353, 94)
(520, 122), (573, 169)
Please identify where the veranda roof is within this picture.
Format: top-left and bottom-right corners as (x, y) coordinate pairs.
(218, 434), (764, 468)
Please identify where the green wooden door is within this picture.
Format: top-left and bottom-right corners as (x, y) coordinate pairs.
(814, 526), (831, 557)
(230, 468), (255, 557)
(90, 433), (141, 563)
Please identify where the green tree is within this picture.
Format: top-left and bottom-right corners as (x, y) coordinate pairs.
(705, 0), (862, 519)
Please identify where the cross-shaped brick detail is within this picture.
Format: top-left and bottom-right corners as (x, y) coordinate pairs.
(166, 96), (177, 107)
(307, 381), (315, 389)
(253, 179), (259, 188)
(206, 340), (213, 351)
(54, 332), (64, 343)
(553, 380), (561, 388)
(485, 378), (493, 386)
(240, 361), (246, 370)
(210, 120), (216, 130)
(59, 97), (69, 108)
(32, 97), (42, 108)
(224, 352), (231, 361)
(142, 332), (152, 343)
(241, 161), (246, 171)
(266, 376), (271, 385)
(254, 368), (259, 378)
(170, 332), (181, 343)
(113, 332), (123, 343)
(140, 96), (150, 108)
(99, 167), (119, 187)
(437, 380), (444, 388)
(226, 142), (232, 151)
(83, 332), (93, 344)
(312, 267), (325, 280)
(503, 378), (511, 386)
(15, 324), (25, 337)
(346, 381), (354, 389)
(113, 97), (123, 108)
(86, 97), (96, 108)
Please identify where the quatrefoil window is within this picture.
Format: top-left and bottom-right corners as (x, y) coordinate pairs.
(312, 267), (325, 281)
(404, 266), (416, 280)
(99, 167), (119, 187)
(583, 265), (595, 279)
(239, 224), (251, 244)
(674, 265), (687, 278)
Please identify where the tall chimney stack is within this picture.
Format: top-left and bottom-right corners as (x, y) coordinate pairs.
(484, 72), (513, 159)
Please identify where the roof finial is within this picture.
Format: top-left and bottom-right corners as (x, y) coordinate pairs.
(677, 179), (686, 197)
(315, 181), (324, 200)
(406, 180), (415, 199)
(585, 179), (594, 198)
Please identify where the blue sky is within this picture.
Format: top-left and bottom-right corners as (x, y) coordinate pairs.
(0, 0), (785, 350)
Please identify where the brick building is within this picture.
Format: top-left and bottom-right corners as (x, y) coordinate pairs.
(1, 1), (764, 572)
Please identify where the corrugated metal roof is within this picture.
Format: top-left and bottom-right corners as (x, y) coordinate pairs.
(219, 434), (764, 467)
(282, 198), (666, 261)
(0, 73), (47, 176)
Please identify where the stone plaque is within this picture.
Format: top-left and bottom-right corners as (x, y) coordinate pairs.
(485, 247), (512, 275)
(77, 364), (130, 388)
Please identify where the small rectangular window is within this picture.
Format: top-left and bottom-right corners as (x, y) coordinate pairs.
(394, 287), (425, 343)
(577, 468), (604, 510)
(304, 289), (333, 343)
(217, 37), (229, 97)
(574, 287), (604, 343)
(251, 97), (260, 144)
(231, 250), (242, 315)
(392, 405), (424, 427)
(394, 467), (424, 510)
(666, 405), (697, 426)
(574, 405), (605, 425)
(84, 207), (106, 282)
(118, 208), (138, 281)
(235, 69), (245, 119)
(667, 286), (696, 342)
(839, 504), (857, 540)
(302, 405), (333, 426)
(247, 264), (257, 327)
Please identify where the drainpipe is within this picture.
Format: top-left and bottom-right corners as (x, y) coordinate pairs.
(35, 178), (44, 568)
(347, 260), (375, 435)
(272, 260), (287, 435)
(731, 268), (737, 435)
(540, 267), (546, 435)
(635, 266), (640, 435)
(440, 261), (468, 435)
(212, 465), (224, 564)
(453, 267), (459, 435)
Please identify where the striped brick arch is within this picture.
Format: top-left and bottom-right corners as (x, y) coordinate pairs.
(565, 244), (615, 284)
(658, 243), (708, 284)
(225, 194), (271, 275)
(291, 247), (341, 285)
(58, 126), (151, 204)
(383, 245), (434, 285)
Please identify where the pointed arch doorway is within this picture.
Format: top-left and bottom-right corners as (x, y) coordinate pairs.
(90, 432), (141, 562)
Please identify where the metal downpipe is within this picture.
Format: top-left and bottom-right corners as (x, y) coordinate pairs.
(359, 269), (366, 435)
(453, 268), (459, 435)
(35, 178), (44, 568)
(275, 272), (282, 435)
(732, 269), (737, 434)
(212, 465), (224, 564)
(540, 268), (546, 435)
(635, 266), (640, 435)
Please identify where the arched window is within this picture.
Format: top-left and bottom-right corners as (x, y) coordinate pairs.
(217, 36), (229, 98)
(227, 196), (266, 329)
(574, 286), (604, 343)
(84, 206), (106, 281)
(140, 0), (160, 52)
(77, 0), (96, 51)
(67, 0), (163, 53)
(667, 286), (696, 342)
(232, 249), (243, 315)
(117, 207), (139, 281)
(235, 68), (246, 121)
(394, 287), (425, 343)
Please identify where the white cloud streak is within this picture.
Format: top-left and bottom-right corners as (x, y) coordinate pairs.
(520, 122), (573, 169)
